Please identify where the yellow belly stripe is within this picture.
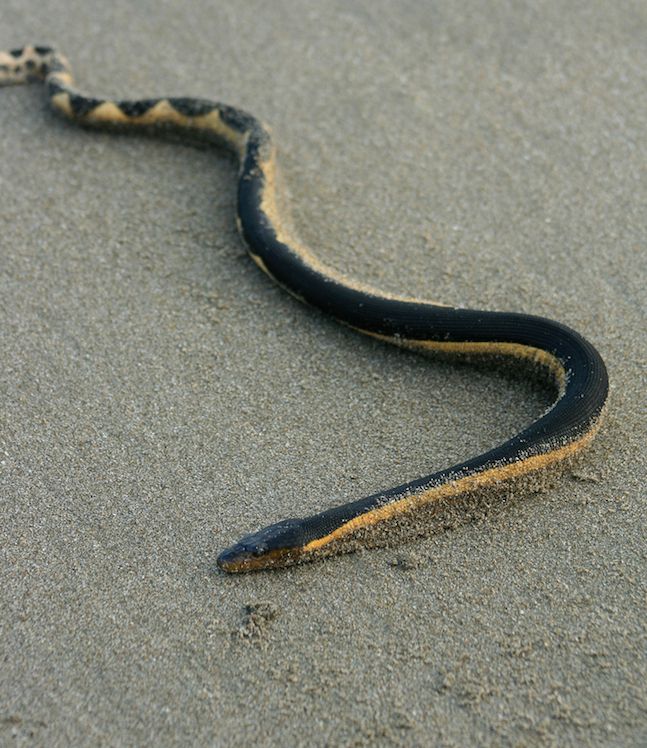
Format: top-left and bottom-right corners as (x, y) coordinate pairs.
(301, 414), (602, 554)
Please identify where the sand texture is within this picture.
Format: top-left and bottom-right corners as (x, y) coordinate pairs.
(1, 1), (646, 745)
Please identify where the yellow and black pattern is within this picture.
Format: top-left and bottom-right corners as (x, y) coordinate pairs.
(1, 46), (609, 572)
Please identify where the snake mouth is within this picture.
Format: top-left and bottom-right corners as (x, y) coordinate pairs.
(216, 544), (254, 572)
(216, 543), (301, 572)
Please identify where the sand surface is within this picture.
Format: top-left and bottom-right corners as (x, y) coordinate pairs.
(1, 1), (646, 745)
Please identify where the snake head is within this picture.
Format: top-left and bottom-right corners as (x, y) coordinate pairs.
(217, 518), (305, 572)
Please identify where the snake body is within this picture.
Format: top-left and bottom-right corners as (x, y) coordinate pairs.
(1, 46), (609, 572)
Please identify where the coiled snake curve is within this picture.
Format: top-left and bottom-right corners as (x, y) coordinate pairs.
(1, 47), (609, 572)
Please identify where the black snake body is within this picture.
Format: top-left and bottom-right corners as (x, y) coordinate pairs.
(1, 46), (609, 572)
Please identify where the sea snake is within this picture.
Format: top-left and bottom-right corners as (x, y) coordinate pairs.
(1, 46), (609, 572)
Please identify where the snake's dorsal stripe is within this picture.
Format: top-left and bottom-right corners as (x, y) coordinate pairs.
(1, 45), (609, 572)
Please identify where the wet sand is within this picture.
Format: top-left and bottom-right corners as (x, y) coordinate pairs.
(1, 1), (646, 745)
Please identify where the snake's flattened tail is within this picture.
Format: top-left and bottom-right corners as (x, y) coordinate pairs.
(0, 45), (258, 157)
(0, 45), (72, 86)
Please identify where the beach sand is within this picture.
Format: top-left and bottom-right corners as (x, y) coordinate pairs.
(1, 1), (645, 745)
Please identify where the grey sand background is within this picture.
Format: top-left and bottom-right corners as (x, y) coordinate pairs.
(1, 1), (646, 745)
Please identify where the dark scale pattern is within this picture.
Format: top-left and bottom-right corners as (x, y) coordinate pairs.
(45, 79), (66, 96)
(117, 99), (161, 118)
(168, 97), (218, 117)
(69, 93), (104, 117)
(218, 104), (260, 134)
(47, 60), (70, 74)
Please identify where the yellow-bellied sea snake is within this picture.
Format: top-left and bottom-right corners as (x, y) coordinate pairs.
(1, 46), (609, 572)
